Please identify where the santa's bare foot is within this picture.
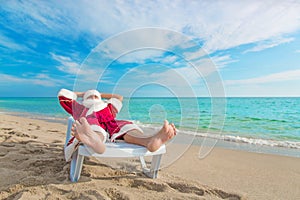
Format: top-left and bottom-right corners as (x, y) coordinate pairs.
(72, 117), (105, 154)
(147, 120), (176, 152)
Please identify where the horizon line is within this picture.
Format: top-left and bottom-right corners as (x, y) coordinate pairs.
(0, 96), (299, 98)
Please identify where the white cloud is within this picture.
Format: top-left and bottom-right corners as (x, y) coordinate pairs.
(244, 37), (294, 53)
(1, 1), (77, 38)
(111, 55), (224, 95)
(117, 49), (163, 64)
(51, 52), (106, 86)
(3, 0), (300, 53)
(159, 55), (178, 64)
(51, 53), (80, 75)
(183, 49), (207, 61)
(91, 28), (193, 64)
(71, 0), (300, 53)
(0, 73), (63, 87)
(225, 82), (300, 97)
(200, 1), (300, 52)
(226, 69), (300, 85)
(0, 33), (32, 52)
(210, 55), (236, 69)
(112, 66), (202, 97)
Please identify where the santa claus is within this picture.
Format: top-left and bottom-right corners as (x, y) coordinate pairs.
(58, 88), (143, 161)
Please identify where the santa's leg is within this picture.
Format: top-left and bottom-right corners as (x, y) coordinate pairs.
(123, 120), (176, 152)
(71, 117), (106, 154)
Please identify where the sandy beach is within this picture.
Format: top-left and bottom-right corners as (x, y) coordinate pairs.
(0, 114), (299, 200)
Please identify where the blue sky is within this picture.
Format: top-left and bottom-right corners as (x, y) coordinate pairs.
(1, 0), (300, 97)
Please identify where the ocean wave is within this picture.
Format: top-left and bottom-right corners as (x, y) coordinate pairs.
(134, 121), (300, 149)
(179, 130), (300, 149)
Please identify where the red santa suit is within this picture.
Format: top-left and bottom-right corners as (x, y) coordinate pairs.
(58, 88), (143, 161)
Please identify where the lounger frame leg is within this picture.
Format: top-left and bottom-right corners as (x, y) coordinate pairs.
(150, 154), (162, 178)
(70, 149), (84, 182)
(140, 154), (162, 179)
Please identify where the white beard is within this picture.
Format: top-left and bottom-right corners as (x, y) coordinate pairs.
(82, 99), (104, 108)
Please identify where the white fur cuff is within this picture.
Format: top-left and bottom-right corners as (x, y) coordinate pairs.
(64, 137), (79, 162)
(58, 89), (77, 100)
(110, 123), (143, 142)
(107, 98), (123, 113)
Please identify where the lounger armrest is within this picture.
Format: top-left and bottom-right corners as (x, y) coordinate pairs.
(65, 116), (75, 146)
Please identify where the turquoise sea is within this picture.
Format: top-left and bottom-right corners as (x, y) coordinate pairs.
(0, 97), (299, 151)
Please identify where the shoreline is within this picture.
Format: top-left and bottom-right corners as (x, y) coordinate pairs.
(1, 110), (299, 158)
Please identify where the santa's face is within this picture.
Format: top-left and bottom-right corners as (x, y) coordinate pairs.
(83, 95), (103, 108)
(87, 95), (99, 100)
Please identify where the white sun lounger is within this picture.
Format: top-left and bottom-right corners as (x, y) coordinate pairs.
(65, 117), (166, 182)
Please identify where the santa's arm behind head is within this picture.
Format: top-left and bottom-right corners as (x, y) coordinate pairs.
(74, 91), (84, 98)
(100, 93), (123, 102)
(57, 88), (84, 117)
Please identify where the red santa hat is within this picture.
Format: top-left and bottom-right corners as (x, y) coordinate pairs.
(83, 89), (101, 101)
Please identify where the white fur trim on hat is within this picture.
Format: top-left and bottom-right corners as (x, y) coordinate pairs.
(83, 90), (101, 101)
(58, 89), (77, 100)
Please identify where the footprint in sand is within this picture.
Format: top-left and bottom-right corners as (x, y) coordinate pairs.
(114, 177), (169, 193)
(52, 140), (62, 144)
(130, 179), (169, 192)
(28, 123), (41, 130)
(166, 182), (242, 199)
(1, 142), (15, 147)
(167, 182), (204, 196)
(28, 148), (45, 154)
(105, 188), (130, 200)
(47, 130), (59, 133)
(1, 128), (13, 131)
(16, 133), (30, 138)
(0, 152), (7, 157)
(27, 158), (66, 175)
(6, 130), (30, 138)
(7, 131), (16, 135)
(52, 187), (107, 199)
(208, 189), (242, 200)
